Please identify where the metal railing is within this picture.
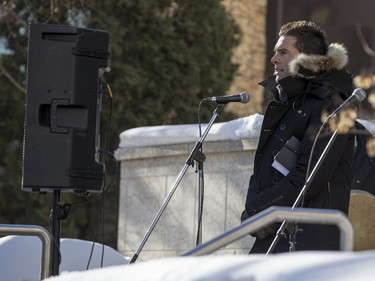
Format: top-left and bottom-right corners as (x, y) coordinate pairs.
(0, 224), (52, 280)
(181, 206), (354, 256)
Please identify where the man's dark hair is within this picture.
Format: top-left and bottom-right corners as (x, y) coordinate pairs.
(279, 21), (328, 55)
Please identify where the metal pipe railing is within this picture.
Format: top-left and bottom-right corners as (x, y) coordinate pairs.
(0, 224), (52, 280)
(181, 206), (354, 256)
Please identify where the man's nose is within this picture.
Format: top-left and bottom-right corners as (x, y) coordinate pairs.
(271, 54), (279, 64)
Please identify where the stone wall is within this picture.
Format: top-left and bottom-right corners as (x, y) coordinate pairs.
(115, 138), (258, 261)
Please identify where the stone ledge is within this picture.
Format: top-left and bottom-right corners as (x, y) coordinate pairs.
(115, 138), (259, 161)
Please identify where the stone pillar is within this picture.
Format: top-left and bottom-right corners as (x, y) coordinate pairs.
(115, 138), (258, 261)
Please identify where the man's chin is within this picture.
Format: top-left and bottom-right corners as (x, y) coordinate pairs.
(275, 74), (290, 82)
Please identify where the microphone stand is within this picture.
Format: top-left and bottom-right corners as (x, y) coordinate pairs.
(266, 125), (340, 254)
(129, 104), (225, 263)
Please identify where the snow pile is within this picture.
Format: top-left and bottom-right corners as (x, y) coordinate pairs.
(118, 114), (374, 149)
(118, 114), (264, 148)
(0, 236), (128, 281)
(45, 251), (375, 281)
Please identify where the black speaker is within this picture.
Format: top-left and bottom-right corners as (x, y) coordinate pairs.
(22, 23), (111, 193)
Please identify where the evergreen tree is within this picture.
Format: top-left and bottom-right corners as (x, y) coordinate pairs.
(0, 0), (240, 248)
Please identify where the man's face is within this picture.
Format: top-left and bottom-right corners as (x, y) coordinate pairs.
(271, 35), (300, 82)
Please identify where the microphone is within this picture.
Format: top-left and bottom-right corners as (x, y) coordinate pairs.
(327, 88), (366, 119)
(203, 92), (250, 104)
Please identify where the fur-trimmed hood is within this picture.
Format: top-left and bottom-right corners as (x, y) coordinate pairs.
(289, 43), (348, 79)
(259, 42), (354, 101)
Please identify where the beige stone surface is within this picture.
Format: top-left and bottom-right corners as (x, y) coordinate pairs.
(115, 139), (257, 261)
(222, 0), (267, 116)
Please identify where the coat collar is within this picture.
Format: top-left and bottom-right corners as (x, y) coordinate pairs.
(259, 75), (307, 101)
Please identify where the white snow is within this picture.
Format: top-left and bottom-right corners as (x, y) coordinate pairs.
(118, 114), (374, 148)
(118, 114), (264, 148)
(0, 236), (128, 281)
(44, 251), (375, 281)
(2, 234), (375, 281)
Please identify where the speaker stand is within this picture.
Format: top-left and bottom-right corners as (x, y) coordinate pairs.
(50, 190), (71, 275)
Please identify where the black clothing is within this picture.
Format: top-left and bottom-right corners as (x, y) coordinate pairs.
(242, 43), (355, 253)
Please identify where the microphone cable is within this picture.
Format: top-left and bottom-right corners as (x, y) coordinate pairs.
(301, 102), (358, 207)
(85, 78), (116, 269)
(56, 78), (118, 270)
(195, 99), (205, 245)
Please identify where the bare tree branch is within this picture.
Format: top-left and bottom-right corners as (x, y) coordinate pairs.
(0, 60), (26, 94)
(356, 21), (375, 57)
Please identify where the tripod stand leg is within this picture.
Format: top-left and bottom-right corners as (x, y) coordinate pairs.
(51, 190), (61, 276)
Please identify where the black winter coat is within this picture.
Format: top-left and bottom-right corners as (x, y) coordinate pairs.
(242, 68), (355, 253)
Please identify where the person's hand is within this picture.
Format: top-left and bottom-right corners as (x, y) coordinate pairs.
(250, 224), (278, 239)
(241, 210), (278, 239)
(241, 210), (251, 222)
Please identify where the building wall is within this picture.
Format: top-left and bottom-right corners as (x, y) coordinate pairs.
(222, 0), (268, 116)
(222, 0), (375, 118)
(266, 0), (375, 118)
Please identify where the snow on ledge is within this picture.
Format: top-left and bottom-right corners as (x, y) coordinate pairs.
(119, 113), (264, 148)
(119, 113), (375, 149)
(118, 114), (375, 149)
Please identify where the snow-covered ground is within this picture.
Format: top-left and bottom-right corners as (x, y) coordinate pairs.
(2, 235), (375, 281)
(46, 250), (375, 281)
(0, 236), (128, 281)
